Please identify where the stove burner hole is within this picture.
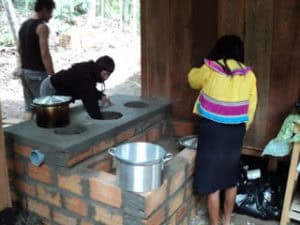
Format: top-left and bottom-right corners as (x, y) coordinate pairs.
(124, 101), (148, 108)
(54, 124), (87, 135)
(102, 111), (123, 120)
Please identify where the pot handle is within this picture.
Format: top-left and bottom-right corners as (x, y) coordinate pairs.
(163, 153), (173, 163)
(108, 147), (116, 156)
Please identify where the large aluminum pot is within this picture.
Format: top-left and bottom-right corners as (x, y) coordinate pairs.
(108, 142), (173, 192)
(32, 95), (72, 128)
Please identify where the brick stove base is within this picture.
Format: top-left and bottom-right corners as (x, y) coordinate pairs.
(4, 95), (202, 225)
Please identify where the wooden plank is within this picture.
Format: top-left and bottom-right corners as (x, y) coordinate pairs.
(266, 0), (300, 142)
(169, 0), (193, 120)
(244, 0), (273, 149)
(141, 0), (171, 98)
(217, 0), (245, 38)
(0, 104), (12, 210)
(280, 142), (300, 225)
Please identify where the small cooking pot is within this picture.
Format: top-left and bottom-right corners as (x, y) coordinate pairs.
(108, 142), (173, 192)
(32, 95), (72, 128)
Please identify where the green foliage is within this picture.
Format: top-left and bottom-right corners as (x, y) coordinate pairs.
(0, 0), (140, 46)
(0, 32), (14, 47)
(14, 0), (35, 14)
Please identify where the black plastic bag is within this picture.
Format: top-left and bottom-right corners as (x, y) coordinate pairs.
(235, 166), (283, 220)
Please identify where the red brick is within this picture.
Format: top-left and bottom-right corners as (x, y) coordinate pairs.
(41, 220), (52, 225)
(68, 139), (115, 166)
(175, 203), (188, 223)
(142, 206), (166, 225)
(177, 149), (196, 178)
(172, 120), (194, 137)
(36, 186), (61, 207)
(92, 139), (115, 154)
(89, 172), (121, 208)
(168, 189), (184, 216)
(169, 168), (186, 196)
(14, 144), (32, 158)
(184, 181), (193, 199)
(68, 148), (94, 167)
(179, 217), (188, 225)
(6, 158), (14, 171)
(15, 179), (36, 196)
(53, 210), (77, 225)
(15, 159), (25, 175)
(28, 164), (52, 184)
(140, 180), (167, 216)
(91, 159), (112, 172)
(10, 191), (18, 203)
(166, 214), (176, 225)
(143, 115), (163, 129)
(93, 204), (123, 225)
(146, 126), (161, 142)
(130, 133), (147, 142)
(65, 196), (88, 217)
(57, 174), (82, 195)
(81, 220), (96, 225)
(27, 198), (50, 219)
(116, 128), (136, 143)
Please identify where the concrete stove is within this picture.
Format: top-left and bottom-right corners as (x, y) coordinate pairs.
(4, 95), (202, 225)
(5, 95), (171, 167)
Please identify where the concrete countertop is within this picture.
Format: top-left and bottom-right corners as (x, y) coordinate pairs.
(4, 95), (171, 156)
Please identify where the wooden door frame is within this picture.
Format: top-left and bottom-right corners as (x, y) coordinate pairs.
(0, 104), (11, 210)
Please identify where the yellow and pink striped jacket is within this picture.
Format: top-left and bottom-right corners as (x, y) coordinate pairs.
(188, 59), (257, 129)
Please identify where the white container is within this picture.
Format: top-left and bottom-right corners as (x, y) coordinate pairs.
(246, 169), (261, 180)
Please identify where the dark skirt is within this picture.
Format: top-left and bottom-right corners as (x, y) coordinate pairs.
(193, 118), (246, 194)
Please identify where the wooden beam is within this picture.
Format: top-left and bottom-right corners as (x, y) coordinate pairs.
(0, 104), (12, 210)
(244, 0), (273, 148)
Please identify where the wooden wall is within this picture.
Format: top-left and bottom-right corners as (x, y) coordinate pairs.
(141, 0), (300, 150)
(218, 0), (300, 148)
(141, 0), (218, 120)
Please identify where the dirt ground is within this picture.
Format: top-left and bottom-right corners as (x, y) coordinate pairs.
(0, 11), (141, 120)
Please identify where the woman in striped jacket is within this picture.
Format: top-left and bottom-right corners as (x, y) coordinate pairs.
(188, 35), (257, 225)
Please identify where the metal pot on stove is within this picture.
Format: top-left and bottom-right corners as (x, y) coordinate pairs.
(32, 95), (72, 128)
(108, 142), (173, 192)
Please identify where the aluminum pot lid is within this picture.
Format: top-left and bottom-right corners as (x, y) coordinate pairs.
(33, 95), (72, 106)
(111, 142), (166, 164)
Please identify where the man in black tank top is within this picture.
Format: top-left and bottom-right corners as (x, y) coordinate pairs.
(18, 0), (55, 120)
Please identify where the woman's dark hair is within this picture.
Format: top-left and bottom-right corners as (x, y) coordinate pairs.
(207, 35), (244, 74)
(34, 0), (56, 12)
(96, 55), (115, 73)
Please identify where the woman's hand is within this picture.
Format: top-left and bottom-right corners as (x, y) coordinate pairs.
(101, 96), (112, 107)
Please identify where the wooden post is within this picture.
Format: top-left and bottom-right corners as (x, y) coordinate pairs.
(280, 124), (300, 225)
(0, 104), (12, 210)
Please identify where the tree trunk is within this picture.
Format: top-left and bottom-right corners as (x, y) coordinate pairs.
(120, 0), (124, 31)
(1, 0), (19, 45)
(88, 0), (97, 25)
